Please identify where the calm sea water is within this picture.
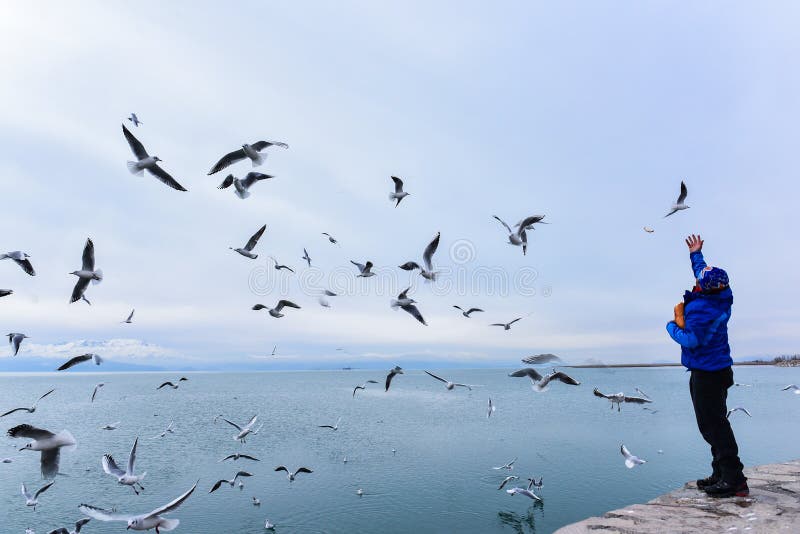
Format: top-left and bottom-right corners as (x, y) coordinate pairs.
(1, 366), (798, 534)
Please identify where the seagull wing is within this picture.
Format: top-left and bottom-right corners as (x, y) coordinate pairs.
(493, 215), (512, 234)
(70, 277), (91, 304)
(398, 261), (421, 271)
(243, 415), (258, 429)
(509, 368), (543, 381)
(517, 215), (545, 230)
(622, 395), (651, 404)
(102, 455), (125, 477)
(218, 174), (234, 189)
(41, 448), (61, 478)
(147, 164), (187, 192)
(275, 300), (301, 311)
(7, 424), (54, 440)
(221, 418), (243, 431)
(508, 318), (522, 326)
(34, 480), (55, 499)
(385, 370), (400, 391)
(424, 370), (448, 384)
(593, 388), (610, 399)
(245, 225), (266, 251)
(21, 482), (32, 499)
(240, 172), (272, 189)
(551, 371), (580, 385)
(239, 454), (260, 461)
(91, 385), (101, 402)
(401, 304), (427, 325)
(353, 386), (365, 397)
(81, 238), (95, 271)
(13, 257), (36, 276)
(294, 467), (313, 476)
(74, 518), (91, 533)
(127, 309), (135, 322)
(274, 465), (289, 474)
(422, 232), (440, 271)
(122, 124), (148, 160)
(233, 471), (253, 482)
(466, 308), (484, 315)
(350, 260), (366, 272)
(663, 208), (678, 218)
(209, 480), (226, 493)
(145, 481), (197, 518)
(208, 148), (246, 175)
(1, 406), (29, 417)
(126, 437), (138, 475)
(390, 176), (404, 193)
(157, 382), (175, 390)
(677, 180), (688, 204)
(78, 504), (132, 522)
(251, 140), (289, 151)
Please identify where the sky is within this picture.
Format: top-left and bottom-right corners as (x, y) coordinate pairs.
(0, 1), (798, 370)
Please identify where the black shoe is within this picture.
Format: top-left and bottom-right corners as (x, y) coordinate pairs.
(704, 480), (749, 498)
(696, 475), (720, 489)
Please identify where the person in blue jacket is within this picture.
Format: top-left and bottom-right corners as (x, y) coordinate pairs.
(667, 234), (747, 498)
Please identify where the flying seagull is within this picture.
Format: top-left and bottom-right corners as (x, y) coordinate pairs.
(351, 260), (376, 277)
(274, 466), (313, 482)
(209, 471), (252, 493)
(7, 333), (29, 356)
(390, 287), (426, 325)
(269, 257), (295, 273)
(385, 366), (404, 392)
(782, 384), (800, 394)
(217, 172), (273, 199)
(102, 437), (146, 495)
(1, 389), (55, 417)
(509, 368), (543, 388)
(316, 288), (337, 308)
(21, 480), (54, 511)
(620, 444), (646, 468)
(322, 232), (339, 245)
(644, 226), (655, 233)
(157, 377), (188, 390)
(494, 215), (544, 256)
(252, 497), (260, 506)
(487, 397), (496, 418)
(1, 251), (35, 276)
(593, 388), (652, 411)
(229, 224), (266, 259)
(506, 487), (542, 501)
(127, 113), (142, 127)
(69, 238), (103, 304)
(45, 517), (91, 534)
(527, 477), (543, 492)
(353, 380), (379, 397)
(521, 354), (562, 365)
(220, 415), (258, 443)
(535, 370), (581, 392)
(220, 453), (260, 462)
(100, 422), (121, 431)
(453, 305), (483, 318)
(207, 141), (288, 175)
(302, 248), (312, 267)
(122, 309), (135, 324)
(424, 370), (472, 391)
(664, 180), (689, 217)
(57, 353), (103, 371)
(388, 176), (410, 207)
(122, 124), (186, 191)
(497, 476), (518, 490)
(155, 420), (175, 439)
(493, 457), (517, 470)
(252, 300), (301, 318)
(79, 480), (197, 532)
(91, 383), (104, 403)
(726, 406), (752, 419)
(491, 318), (521, 331)
(0, 289), (12, 297)
(318, 416), (342, 430)
(8, 424), (76, 478)
(399, 232), (441, 281)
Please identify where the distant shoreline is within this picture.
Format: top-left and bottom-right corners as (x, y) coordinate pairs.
(566, 361), (779, 369)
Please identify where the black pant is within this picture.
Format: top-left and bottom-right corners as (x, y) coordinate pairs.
(689, 367), (745, 484)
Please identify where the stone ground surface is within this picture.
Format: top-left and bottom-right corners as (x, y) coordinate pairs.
(555, 460), (800, 534)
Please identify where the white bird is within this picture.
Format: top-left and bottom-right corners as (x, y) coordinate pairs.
(356, 488), (363, 496)
(121, 309), (135, 324)
(265, 519), (275, 530)
(302, 248), (312, 267)
(385, 366), (404, 392)
(388, 176), (410, 207)
(453, 305), (484, 318)
(252, 497), (260, 506)
(1, 389), (55, 417)
(127, 113), (142, 127)
(321, 232), (339, 245)
(643, 226), (655, 233)
(664, 181), (689, 217)
(8, 424), (76, 478)
(80, 480), (197, 532)
(209, 471), (252, 493)
(100, 422), (120, 430)
(231, 225), (266, 258)
(155, 420), (175, 438)
(528, 477), (543, 492)
(490, 318), (522, 331)
(494, 215), (544, 256)
(45, 517), (91, 534)
(21, 481), (54, 511)
(217, 172), (274, 199)
(102, 437), (146, 495)
(317, 289), (337, 308)
(351, 260), (376, 277)
(487, 397), (496, 418)
(390, 287), (427, 325)
(726, 406), (752, 419)
(353, 380), (379, 397)
(1, 251), (35, 276)
(269, 256), (295, 273)
(207, 141), (288, 174)
(497, 476), (519, 490)
(318, 416), (342, 430)
(252, 300), (301, 318)
(220, 415), (259, 443)
(69, 238), (102, 304)
(594, 388), (651, 411)
(157, 377), (188, 390)
(7, 332), (29, 356)
(493, 457), (517, 470)
(424, 370), (472, 391)
(274, 465), (313, 482)
(533, 370), (581, 392)
(91, 383), (104, 403)
(506, 487), (542, 501)
(122, 124), (186, 191)
(220, 453), (260, 462)
(620, 444), (646, 468)
(57, 353), (103, 371)
(782, 384), (800, 394)
(399, 232), (440, 281)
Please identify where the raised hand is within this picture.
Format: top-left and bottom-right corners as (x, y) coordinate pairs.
(685, 234), (703, 253)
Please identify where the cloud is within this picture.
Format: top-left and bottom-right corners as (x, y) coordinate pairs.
(22, 338), (177, 361)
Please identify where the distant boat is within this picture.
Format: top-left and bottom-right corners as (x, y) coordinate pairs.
(342, 367), (353, 371)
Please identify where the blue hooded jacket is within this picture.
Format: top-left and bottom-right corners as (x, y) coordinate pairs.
(666, 251), (733, 371)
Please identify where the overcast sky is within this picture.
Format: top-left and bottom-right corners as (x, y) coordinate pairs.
(1, 1), (798, 370)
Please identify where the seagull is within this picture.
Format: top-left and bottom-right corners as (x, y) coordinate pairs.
(398, 232), (440, 281)
(726, 406), (752, 419)
(321, 232), (339, 245)
(318, 416), (342, 430)
(491, 318), (521, 331)
(271, 345), (277, 357)
(8, 424), (76, 478)
(644, 226), (655, 233)
(390, 287), (427, 325)
(493, 457), (517, 470)
(127, 113), (142, 127)
(122, 309), (135, 324)
(302, 248), (312, 267)
(157, 378), (188, 390)
(487, 397), (496, 418)
(45, 517), (91, 534)
(353, 380), (379, 397)
(269, 256), (295, 273)
(0, 289), (12, 297)
(155, 420), (175, 438)
(509, 368), (544, 388)
(1, 389), (55, 417)
(207, 141), (288, 174)
(385, 366), (404, 392)
(265, 519), (276, 530)
(122, 124), (186, 191)
(2, 457), (14, 463)
(227, 224), (267, 260)
(220, 415), (259, 443)
(593, 388), (652, 411)
(7, 333), (29, 356)
(497, 476), (519, 490)
(102, 437), (146, 495)
(782, 384), (800, 394)
(521, 354), (562, 365)
(252, 497), (260, 506)
(506, 487), (542, 501)
(316, 289), (337, 308)
(664, 180), (689, 217)
(527, 477), (543, 492)
(514, 215), (548, 231)
(209, 471), (252, 493)
(351, 260), (376, 277)
(100, 422), (120, 430)
(494, 215), (544, 256)
(453, 305), (484, 318)
(389, 176), (410, 207)
(620, 444), (646, 468)
(252, 300), (301, 318)
(79, 480), (197, 532)
(57, 353), (103, 371)
(21, 481), (54, 511)
(356, 488), (363, 496)
(1, 251), (35, 276)
(733, 383), (752, 387)
(424, 370), (472, 391)
(274, 465), (313, 482)
(220, 453), (260, 462)
(534, 370), (581, 392)
(91, 384), (104, 403)
(634, 387), (651, 400)
(217, 172), (274, 199)
(69, 239), (103, 304)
